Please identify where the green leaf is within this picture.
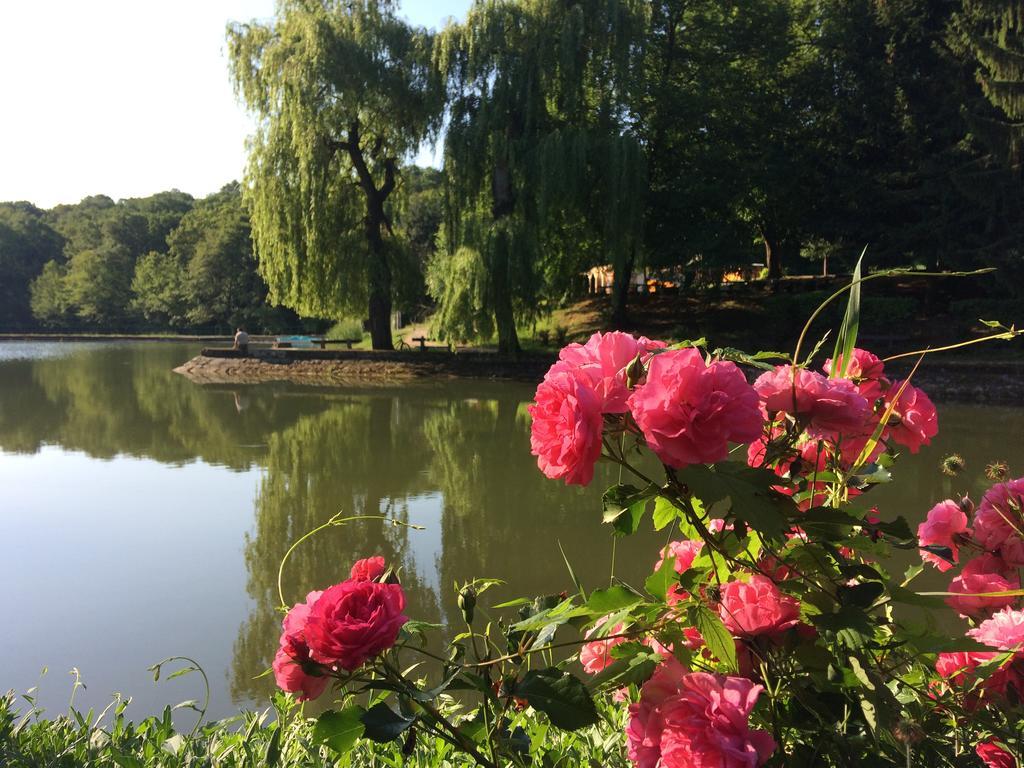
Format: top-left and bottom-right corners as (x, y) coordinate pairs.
(587, 644), (661, 690)
(360, 703), (415, 743)
(690, 604), (738, 673)
(812, 607), (874, 650)
(602, 484), (657, 536)
(645, 555), (677, 602)
(652, 496), (681, 531)
(675, 464), (790, 537)
(264, 725), (282, 767)
(838, 582), (885, 609)
(586, 586), (642, 614)
(831, 247), (865, 378)
(312, 707), (365, 755)
(515, 669), (599, 730)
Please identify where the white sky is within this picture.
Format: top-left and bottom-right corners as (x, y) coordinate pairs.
(0, 0), (470, 208)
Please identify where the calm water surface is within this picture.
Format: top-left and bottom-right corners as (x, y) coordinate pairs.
(1, 341), (1022, 719)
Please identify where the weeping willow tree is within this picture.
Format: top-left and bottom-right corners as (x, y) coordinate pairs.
(227, 0), (442, 349)
(952, 1), (1024, 165)
(432, 0), (648, 354)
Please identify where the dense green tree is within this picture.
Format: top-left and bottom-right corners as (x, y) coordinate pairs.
(28, 260), (71, 327)
(227, 0), (443, 349)
(131, 250), (189, 327)
(952, 0), (1024, 161)
(0, 202), (64, 328)
(62, 244), (135, 325)
(434, 0), (647, 348)
(172, 184), (268, 329)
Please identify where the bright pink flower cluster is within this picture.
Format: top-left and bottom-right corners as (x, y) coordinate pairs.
(529, 333), (763, 484)
(920, 478), (1024, 709)
(627, 658), (775, 768)
(272, 556), (407, 700)
(749, 349), (937, 508)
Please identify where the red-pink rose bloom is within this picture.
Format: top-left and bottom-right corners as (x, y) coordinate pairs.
(627, 658), (775, 768)
(969, 607), (1024, 650)
(946, 554), (1020, 617)
(274, 590), (328, 700)
(974, 479), (1024, 567)
(580, 615), (628, 674)
(934, 651), (1022, 703)
(718, 575), (802, 638)
(628, 348), (763, 468)
(655, 539), (705, 604)
(547, 331), (666, 413)
(917, 499), (970, 572)
(977, 742), (1017, 768)
(823, 348), (889, 401)
(528, 369), (604, 485)
(884, 380), (938, 453)
(272, 646), (329, 701)
(350, 556), (386, 582)
(305, 580), (409, 670)
(754, 365), (870, 437)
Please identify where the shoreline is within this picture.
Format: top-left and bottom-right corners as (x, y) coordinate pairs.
(173, 348), (1024, 404)
(172, 348), (558, 385)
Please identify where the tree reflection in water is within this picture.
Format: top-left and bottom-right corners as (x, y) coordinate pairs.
(2, 342), (1022, 711)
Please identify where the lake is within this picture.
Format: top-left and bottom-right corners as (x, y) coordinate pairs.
(1, 341), (1022, 720)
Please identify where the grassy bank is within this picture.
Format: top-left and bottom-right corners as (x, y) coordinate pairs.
(0, 691), (629, 768)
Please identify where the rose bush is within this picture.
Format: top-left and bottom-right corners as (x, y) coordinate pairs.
(265, 286), (1024, 767)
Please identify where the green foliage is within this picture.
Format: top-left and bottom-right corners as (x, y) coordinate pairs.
(434, 0), (648, 351)
(0, 202), (64, 329)
(227, 0), (444, 348)
(0, 690), (632, 768)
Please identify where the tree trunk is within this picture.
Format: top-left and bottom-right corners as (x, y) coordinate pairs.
(760, 225), (783, 286)
(344, 124), (396, 351)
(366, 201), (394, 351)
(610, 250), (635, 328)
(491, 162), (521, 357)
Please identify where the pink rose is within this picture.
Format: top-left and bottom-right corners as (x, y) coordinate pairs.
(528, 369), (604, 485)
(884, 380), (938, 453)
(305, 580), (409, 670)
(968, 607), (1024, 650)
(580, 615), (628, 674)
(655, 539), (705, 604)
(753, 365), (870, 436)
(977, 742), (1017, 768)
(627, 660), (775, 768)
(272, 645), (329, 701)
(946, 554), (1020, 617)
(350, 556), (386, 582)
(935, 651), (1022, 703)
(974, 479), (1024, 566)
(548, 331), (666, 413)
(917, 499), (970, 572)
(628, 349), (763, 468)
(823, 348), (889, 401)
(718, 575), (801, 638)
(274, 590), (327, 700)
(935, 651), (1000, 685)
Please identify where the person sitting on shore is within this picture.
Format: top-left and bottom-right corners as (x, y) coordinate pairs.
(233, 327), (249, 355)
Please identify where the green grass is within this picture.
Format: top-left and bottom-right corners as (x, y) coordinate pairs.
(0, 689), (631, 768)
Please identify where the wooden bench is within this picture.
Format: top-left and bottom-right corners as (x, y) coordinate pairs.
(318, 338), (361, 350)
(412, 336), (429, 351)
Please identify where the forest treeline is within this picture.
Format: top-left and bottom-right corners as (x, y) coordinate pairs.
(2, 0), (1024, 344)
